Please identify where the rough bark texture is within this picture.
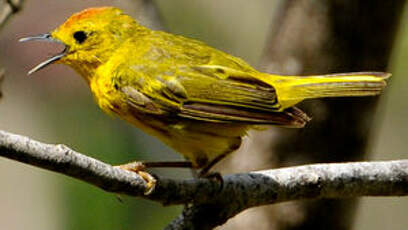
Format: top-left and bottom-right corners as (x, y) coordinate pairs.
(255, 1), (406, 230)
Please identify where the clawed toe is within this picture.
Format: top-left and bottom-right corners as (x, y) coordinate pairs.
(115, 161), (146, 172)
(114, 162), (156, 195)
(137, 171), (157, 195)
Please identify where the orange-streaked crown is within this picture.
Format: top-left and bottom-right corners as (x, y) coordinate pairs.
(50, 7), (143, 80)
(61, 7), (122, 28)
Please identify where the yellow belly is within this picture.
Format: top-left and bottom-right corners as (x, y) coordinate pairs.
(122, 112), (248, 168)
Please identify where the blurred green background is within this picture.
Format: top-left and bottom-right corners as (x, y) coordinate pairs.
(0, 0), (407, 229)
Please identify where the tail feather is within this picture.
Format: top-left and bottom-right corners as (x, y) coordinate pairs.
(261, 72), (390, 109)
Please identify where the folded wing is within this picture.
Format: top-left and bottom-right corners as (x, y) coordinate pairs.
(115, 64), (310, 128)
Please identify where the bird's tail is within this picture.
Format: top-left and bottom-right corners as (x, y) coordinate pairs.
(259, 72), (390, 109)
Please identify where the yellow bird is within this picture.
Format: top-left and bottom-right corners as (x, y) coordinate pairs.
(20, 7), (389, 178)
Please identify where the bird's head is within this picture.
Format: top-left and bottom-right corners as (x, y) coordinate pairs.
(20, 7), (142, 78)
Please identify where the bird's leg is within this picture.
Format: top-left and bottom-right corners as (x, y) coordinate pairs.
(196, 153), (230, 190)
(143, 161), (194, 168)
(116, 160), (194, 170)
(197, 153), (227, 178)
(114, 162), (156, 195)
(115, 160), (195, 194)
(117, 160), (194, 171)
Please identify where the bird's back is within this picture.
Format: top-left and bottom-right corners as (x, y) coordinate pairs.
(123, 29), (258, 72)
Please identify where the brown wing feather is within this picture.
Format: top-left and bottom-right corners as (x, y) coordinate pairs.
(180, 102), (310, 127)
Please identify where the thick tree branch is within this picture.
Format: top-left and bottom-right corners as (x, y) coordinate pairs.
(1, 130), (408, 229)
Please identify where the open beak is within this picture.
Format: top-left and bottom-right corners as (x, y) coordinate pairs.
(19, 33), (67, 75)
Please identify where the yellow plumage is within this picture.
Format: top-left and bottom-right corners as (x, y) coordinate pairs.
(20, 7), (389, 172)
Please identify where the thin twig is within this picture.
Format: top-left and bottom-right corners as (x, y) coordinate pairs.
(1, 130), (408, 229)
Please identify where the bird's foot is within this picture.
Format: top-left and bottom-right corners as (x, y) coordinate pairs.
(114, 162), (156, 195)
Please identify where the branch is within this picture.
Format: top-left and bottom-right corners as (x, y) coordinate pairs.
(1, 130), (408, 229)
(0, 0), (23, 29)
(0, 0), (24, 99)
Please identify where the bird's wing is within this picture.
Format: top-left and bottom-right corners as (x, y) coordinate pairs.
(115, 64), (310, 127)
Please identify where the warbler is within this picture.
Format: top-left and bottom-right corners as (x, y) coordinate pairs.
(20, 7), (389, 178)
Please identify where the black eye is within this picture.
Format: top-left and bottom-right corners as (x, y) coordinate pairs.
(73, 31), (87, 44)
